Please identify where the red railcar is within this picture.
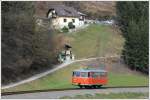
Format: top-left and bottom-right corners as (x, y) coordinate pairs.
(72, 68), (108, 88)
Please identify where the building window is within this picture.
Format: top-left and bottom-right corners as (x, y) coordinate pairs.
(72, 19), (75, 23)
(64, 19), (67, 22)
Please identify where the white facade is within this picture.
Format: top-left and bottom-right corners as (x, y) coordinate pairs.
(50, 17), (85, 29)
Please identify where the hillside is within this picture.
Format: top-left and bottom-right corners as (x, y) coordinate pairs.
(2, 24), (148, 93)
(64, 1), (116, 19)
(35, 1), (116, 19)
(2, 1), (116, 85)
(68, 24), (124, 58)
(2, 2), (148, 93)
(3, 24), (147, 93)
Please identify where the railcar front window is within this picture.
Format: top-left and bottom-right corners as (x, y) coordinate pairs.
(73, 71), (80, 77)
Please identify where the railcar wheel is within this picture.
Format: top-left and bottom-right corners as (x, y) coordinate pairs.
(92, 85), (97, 88)
(84, 86), (91, 89)
(79, 85), (83, 88)
(97, 85), (102, 88)
(84, 86), (88, 89)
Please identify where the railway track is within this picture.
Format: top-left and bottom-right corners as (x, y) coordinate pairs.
(2, 86), (148, 96)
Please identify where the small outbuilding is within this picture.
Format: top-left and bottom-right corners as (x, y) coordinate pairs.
(58, 44), (75, 63)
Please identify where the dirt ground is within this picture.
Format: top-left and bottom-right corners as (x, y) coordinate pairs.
(77, 58), (147, 76)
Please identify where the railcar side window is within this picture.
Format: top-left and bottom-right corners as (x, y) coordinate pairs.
(101, 72), (107, 77)
(92, 72), (101, 78)
(81, 72), (88, 77)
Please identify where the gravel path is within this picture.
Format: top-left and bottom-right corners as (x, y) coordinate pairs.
(2, 87), (148, 99)
(2, 55), (120, 89)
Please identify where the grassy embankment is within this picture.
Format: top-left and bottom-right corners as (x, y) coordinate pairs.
(68, 24), (124, 58)
(2, 24), (148, 92)
(2, 60), (148, 92)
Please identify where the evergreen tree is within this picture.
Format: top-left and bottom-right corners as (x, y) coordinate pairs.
(116, 1), (148, 73)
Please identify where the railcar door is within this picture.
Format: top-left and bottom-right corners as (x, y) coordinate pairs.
(100, 71), (108, 85)
(80, 72), (89, 85)
(72, 71), (80, 84)
(91, 72), (100, 85)
(90, 71), (107, 85)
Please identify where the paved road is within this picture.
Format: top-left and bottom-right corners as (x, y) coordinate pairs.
(2, 87), (148, 99)
(2, 55), (120, 89)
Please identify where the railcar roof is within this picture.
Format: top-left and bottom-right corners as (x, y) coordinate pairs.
(73, 69), (107, 72)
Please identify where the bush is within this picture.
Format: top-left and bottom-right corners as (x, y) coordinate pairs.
(61, 26), (69, 33)
(1, 1), (35, 84)
(1, 1), (62, 84)
(84, 21), (88, 24)
(68, 22), (75, 29)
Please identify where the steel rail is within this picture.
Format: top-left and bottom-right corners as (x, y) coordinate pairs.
(1, 86), (148, 96)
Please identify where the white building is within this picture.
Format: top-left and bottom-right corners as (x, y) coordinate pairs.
(46, 5), (86, 30)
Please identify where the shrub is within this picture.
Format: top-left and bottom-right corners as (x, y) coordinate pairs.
(1, 1), (62, 84)
(84, 21), (88, 24)
(68, 22), (75, 29)
(61, 26), (69, 33)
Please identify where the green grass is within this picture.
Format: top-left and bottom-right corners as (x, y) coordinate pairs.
(67, 24), (124, 58)
(2, 63), (148, 93)
(60, 92), (149, 99)
(2, 24), (148, 93)
(2, 63), (81, 92)
(108, 72), (148, 86)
